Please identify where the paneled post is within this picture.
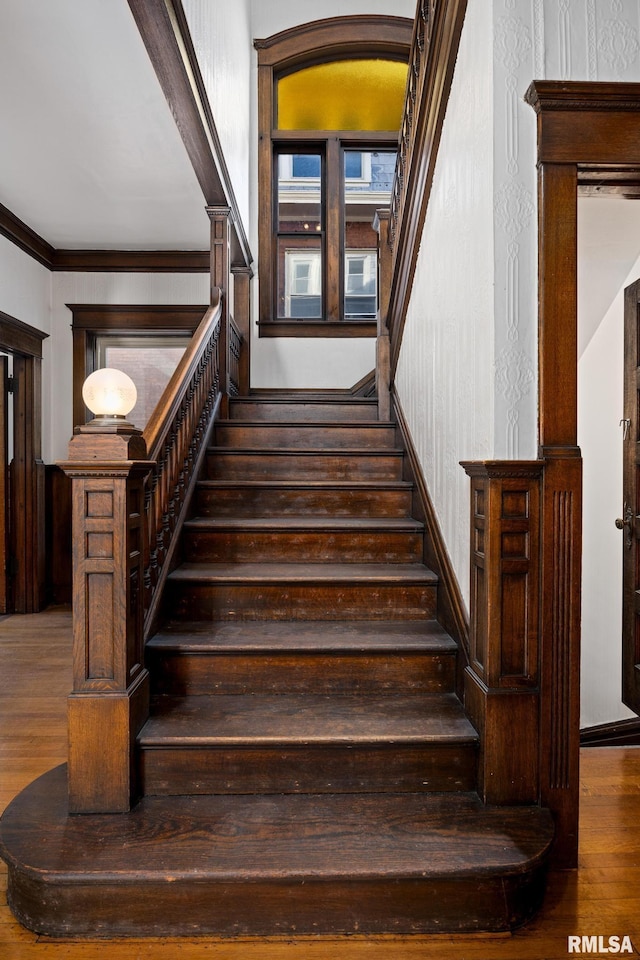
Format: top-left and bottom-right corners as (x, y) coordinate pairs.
(461, 461), (543, 805)
(536, 160), (582, 868)
(207, 206), (232, 413)
(231, 265), (253, 396)
(374, 209), (392, 421)
(61, 423), (151, 813)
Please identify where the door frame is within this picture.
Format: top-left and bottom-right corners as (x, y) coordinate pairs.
(0, 310), (48, 613)
(526, 80), (640, 867)
(622, 279), (640, 712)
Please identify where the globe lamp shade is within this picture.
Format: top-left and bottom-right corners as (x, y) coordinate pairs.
(82, 368), (137, 420)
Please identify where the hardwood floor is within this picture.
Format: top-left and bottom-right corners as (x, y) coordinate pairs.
(1, 607), (640, 958)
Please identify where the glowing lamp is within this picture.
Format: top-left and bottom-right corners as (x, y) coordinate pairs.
(82, 368), (137, 422)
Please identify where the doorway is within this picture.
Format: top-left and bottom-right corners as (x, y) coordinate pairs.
(0, 311), (48, 613)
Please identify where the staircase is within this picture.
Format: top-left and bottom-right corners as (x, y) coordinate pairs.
(0, 393), (553, 937)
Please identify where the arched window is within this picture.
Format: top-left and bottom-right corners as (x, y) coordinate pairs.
(255, 17), (412, 337)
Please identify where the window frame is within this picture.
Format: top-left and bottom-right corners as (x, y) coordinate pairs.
(254, 17), (412, 338)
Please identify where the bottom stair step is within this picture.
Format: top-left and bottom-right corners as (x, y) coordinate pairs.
(0, 765), (554, 937)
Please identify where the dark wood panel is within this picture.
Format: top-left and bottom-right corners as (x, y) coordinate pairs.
(0, 201), (55, 268)
(0, 310), (48, 359)
(45, 465), (72, 605)
(52, 250), (209, 272)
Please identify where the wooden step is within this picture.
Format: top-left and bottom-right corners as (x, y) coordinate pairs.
(146, 620), (457, 695)
(164, 562), (438, 621)
(0, 765), (554, 936)
(206, 448), (405, 481)
(214, 421), (397, 450)
(182, 516), (424, 563)
(195, 479), (413, 518)
(229, 396), (379, 421)
(137, 692), (477, 795)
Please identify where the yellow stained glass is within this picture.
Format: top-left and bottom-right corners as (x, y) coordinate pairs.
(277, 59), (408, 131)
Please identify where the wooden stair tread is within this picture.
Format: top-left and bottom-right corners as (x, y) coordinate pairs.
(149, 619), (456, 653)
(168, 562), (438, 583)
(0, 766), (553, 882)
(197, 479), (413, 489)
(211, 446), (404, 456)
(139, 693), (477, 745)
(184, 516), (424, 531)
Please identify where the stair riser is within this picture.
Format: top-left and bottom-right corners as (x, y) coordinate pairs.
(182, 529), (423, 563)
(164, 582), (436, 621)
(148, 652), (456, 696)
(7, 870), (547, 936)
(195, 486), (413, 518)
(139, 744), (477, 796)
(215, 423), (397, 449)
(229, 400), (379, 422)
(206, 452), (404, 482)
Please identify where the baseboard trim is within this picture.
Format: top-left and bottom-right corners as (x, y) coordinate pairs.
(580, 717), (640, 747)
(392, 387), (469, 676)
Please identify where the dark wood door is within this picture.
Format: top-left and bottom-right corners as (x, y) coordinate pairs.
(622, 279), (640, 713)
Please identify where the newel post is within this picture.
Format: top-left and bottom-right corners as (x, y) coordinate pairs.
(461, 461), (543, 805)
(207, 206), (232, 411)
(60, 422), (151, 813)
(374, 209), (392, 421)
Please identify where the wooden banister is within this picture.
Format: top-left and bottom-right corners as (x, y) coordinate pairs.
(60, 291), (226, 813)
(142, 292), (224, 639)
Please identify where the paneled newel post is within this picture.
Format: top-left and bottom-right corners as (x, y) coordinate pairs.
(207, 206), (232, 413)
(461, 460), (543, 805)
(61, 422), (151, 813)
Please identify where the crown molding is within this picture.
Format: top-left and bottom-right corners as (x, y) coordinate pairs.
(0, 203), (209, 273)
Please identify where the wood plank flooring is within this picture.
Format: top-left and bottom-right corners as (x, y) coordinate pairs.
(2, 607), (640, 958)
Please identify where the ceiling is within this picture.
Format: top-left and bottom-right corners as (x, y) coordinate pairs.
(0, 0), (210, 250)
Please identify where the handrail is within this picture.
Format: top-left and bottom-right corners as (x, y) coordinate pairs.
(141, 289), (223, 636)
(387, 0), (468, 370)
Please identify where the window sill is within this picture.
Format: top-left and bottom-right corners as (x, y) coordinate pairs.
(258, 320), (376, 338)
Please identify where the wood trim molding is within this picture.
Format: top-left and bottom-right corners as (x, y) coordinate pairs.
(393, 387), (469, 678)
(52, 250), (209, 272)
(580, 717), (640, 747)
(127, 0), (252, 270)
(0, 202), (55, 268)
(0, 310), (48, 359)
(388, 0), (468, 375)
(0, 201), (209, 273)
(258, 321), (377, 339)
(254, 15), (413, 65)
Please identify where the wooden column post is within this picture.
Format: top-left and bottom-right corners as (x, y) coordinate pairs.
(375, 209), (392, 422)
(537, 161), (582, 868)
(61, 423), (151, 813)
(461, 461), (543, 804)
(207, 206), (232, 414)
(231, 265), (253, 396)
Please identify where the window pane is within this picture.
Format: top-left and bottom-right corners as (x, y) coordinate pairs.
(278, 153), (322, 234)
(343, 150), (396, 318)
(345, 152), (363, 179)
(278, 242), (322, 318)
(101, 341), (187, 429)
(277, 59), (408, 131)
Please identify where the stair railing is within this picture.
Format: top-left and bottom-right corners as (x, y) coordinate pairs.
(60, 289), (227, 814)
(142, 291), (224, 639)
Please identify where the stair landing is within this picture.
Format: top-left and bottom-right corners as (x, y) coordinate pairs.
(0, 765), (554, 937)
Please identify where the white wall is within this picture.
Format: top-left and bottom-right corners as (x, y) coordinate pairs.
(247, 0), (413, 389)
(182, 0), (252, 231)
(49, 273), (209, 462)
(395, 0), (494, 608)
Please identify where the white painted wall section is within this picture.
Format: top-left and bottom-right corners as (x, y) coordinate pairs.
(395, 0), (494, 608)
